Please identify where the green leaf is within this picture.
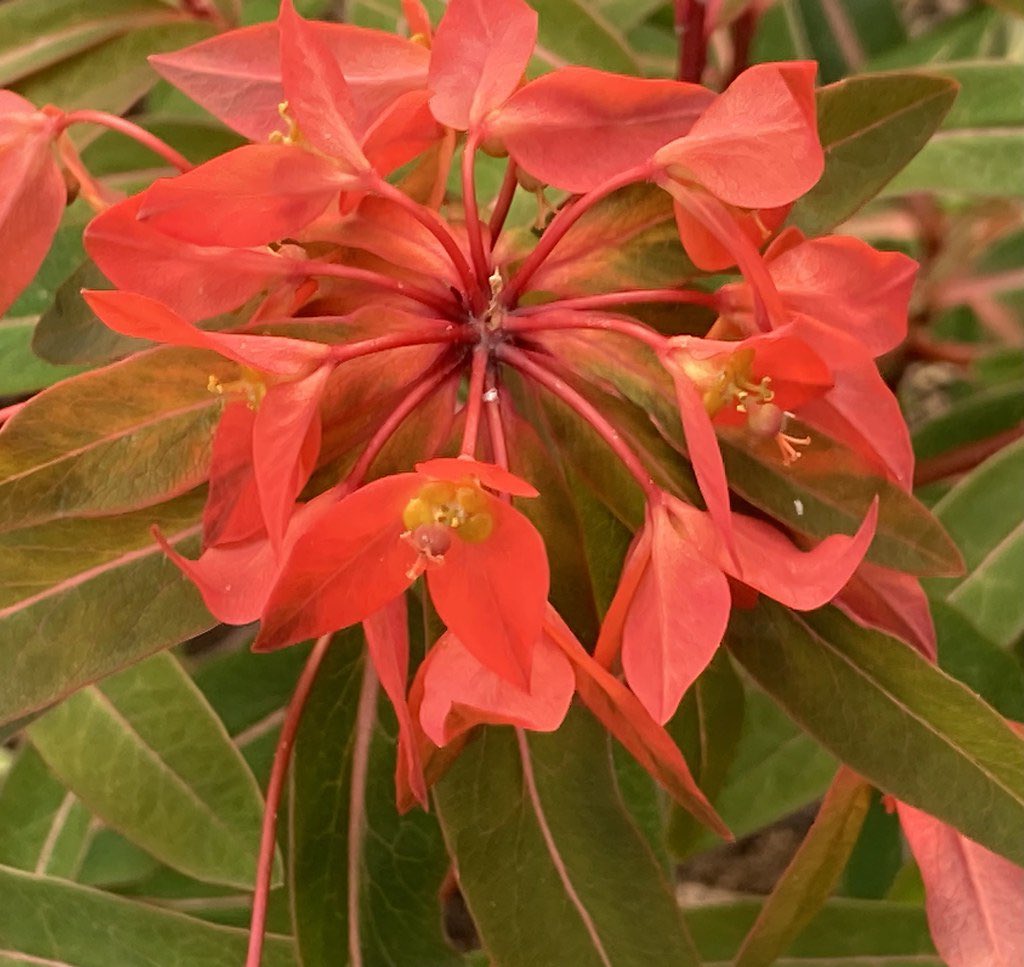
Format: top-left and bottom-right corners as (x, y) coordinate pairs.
(885, 61), (1024, 196)
(789, 72), (959, 236)
(928, 437), (1024, 647)
(867, 9), (1013, 70)
(0, 745), (92, 877)
(0, 318), (86, 396)
(0, 494), (214, 728)
(666, 652), (746, 858)
(841, 788), (904, 899)
(288, 633), (462, 967)
(733, 767), (872, 967)
(912, 379), (1024, 463)
(531, 0), (638, 74)
(0, 864), (297, 967)
(27, 651), (271, 890)
(0, 0), (182, 87)
(727, 601), (1024, 865)
(0, 347), (235, 532)
(435, 710), (702, 967)
(684, 898), (936, 964)
(680, 688), (837, 854)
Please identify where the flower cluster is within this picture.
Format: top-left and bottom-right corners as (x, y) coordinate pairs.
(1, 0), (919, 822)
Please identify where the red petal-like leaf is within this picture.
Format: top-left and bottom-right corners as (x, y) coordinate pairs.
(277, 0), (367, 170)
(202, 401), (263, 546)
(489, 67), (712, 193)
(150, 22), (428, 143)
(138, 144), (347, 247)
(593, 525), (651, 669)
(82, 290), (331, 375)
(672, 201), (789, 272)
(255, 474), (421, 651)
(419, 628), (574, 745)
(361, 89), (444, 176)
(0, 105), (64, 316)
(897, 802), (1024, 967)
(655, 61), (822, 209)
(365, 596), (427, 809)
(548, 611), (730, 839)
(253, 364), (331, 551)
(427, 498), (548, 688)
(428, 0), (537, 130)
(416, 456), (539, 497)
(622, 500), (731, 724)
(835, 561), (936, 660)
(84, 194), (281, 321)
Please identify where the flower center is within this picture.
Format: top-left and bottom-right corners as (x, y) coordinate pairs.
(679, 347), (774, 417)
(400, 479), (494, 578)
(208, 367), (267, 409)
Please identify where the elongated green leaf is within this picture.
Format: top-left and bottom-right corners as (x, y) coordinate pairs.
(789, 72), (958, 236)
(0, 347), (235, 532)
(0, 318), (85, 396)
(27, 651), (271, 890)
(0, 745), (92, 878)
(684, 898), (936, 964)
(667, 652), (746, 858)
(531, 0), (638, 74)
(0, 864), (296, 967)
(734, 767), (872, 967)
(912, 379), (1024, 463)
(727, 601), (1024, 865)
(435, 710), (701, 967)
(867, 8), (1009, 69)
(928, 437), (1024, 647)
(288, 633), (462, 967)
(0, 0), (181, 86)
(0, 495), (213, 728)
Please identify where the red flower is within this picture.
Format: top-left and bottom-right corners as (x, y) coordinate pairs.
(598, 489), (879, 724)
(0, 92), (64, 316)
(255, 457), (549, 687)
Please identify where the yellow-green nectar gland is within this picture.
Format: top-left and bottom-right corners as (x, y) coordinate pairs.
(208, 367), (267, 410)
(682, 348), (810, 466)
(401, 480), (494, 579)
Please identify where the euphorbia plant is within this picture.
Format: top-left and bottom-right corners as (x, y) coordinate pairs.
(1, 1), (1022, 965)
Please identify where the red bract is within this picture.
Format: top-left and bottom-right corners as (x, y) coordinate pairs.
(597, 490), (878, 723)
(255, 458), (548, 687)
(0, 92), (64, 316)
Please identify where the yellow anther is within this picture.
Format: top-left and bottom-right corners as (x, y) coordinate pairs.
(269, 100), (302, 146)
(207, 368), (267, 410)
(401, 478), (494, 547)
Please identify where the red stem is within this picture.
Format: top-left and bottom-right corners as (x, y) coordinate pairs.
(459, 344), (490, 457)
(728, 8), (758, 83)
(675, 0), (707, 84)
(498, 345), (657, 497)
(55, 134), (117, 211)
(345, 361), (462, 487)
(293, 260), (458, 316)
(488, 161), (520, 248)
(502, 162), (657, 308)
(245, 633), (333, 967)
(461, 131), (492, 305)
(59, 110), (193, 172)
(505, 312), (667, 353)
(328, 327), (473, 365)
(371, 177), (478, 301)
(514, 288), (715, 316)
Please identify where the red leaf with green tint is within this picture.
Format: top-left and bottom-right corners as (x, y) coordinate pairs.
(137, 144), (351, 247)
(0, 92), (63, 316)
(418, 626), (574, 745)
(897, 801), (1024, 967)
(150, 22), (428, 144)
(655, 61), (822, 209)
(489, 67), (712, 193)
(428, 0), (537, 130)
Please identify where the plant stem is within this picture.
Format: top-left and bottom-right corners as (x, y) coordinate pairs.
(501, 162), (657, 308)
(328, 327), (473, 365)
(484, 378), (510, 473)
(498, 345), (657, 497)
(371, 177), (478, 301)
(488, 161), (520, 247)
(675, 0), (707, 84)
(461, 131), (492, 304)
(514, 288), (715, 316)
(727, 8), (757, 83)
(295, 260), (459, 316)
(505, 311), (667, 352)
(345, 361), (462, 488)
(59, 110), (193, 172)
(459, 344), (490, 457)
(245, 633), (333, 967)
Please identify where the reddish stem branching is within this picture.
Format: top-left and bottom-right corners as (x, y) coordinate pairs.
(59, 110), (193, 172)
